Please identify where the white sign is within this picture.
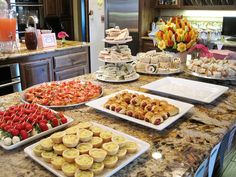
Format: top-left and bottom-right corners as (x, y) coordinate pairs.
(41, 33), (57, 48)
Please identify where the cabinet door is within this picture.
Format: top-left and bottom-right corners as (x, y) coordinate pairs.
(20, 59), (53, 89)
(55, 66), (89, 81)
(43, 0), (59, 17)
(58, 0), (72, 17)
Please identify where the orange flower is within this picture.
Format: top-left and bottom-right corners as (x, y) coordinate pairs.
(158, 40), (166, 50)
(177, 42), (187, 52)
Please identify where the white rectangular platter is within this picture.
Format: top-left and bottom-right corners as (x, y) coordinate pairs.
(24, 122), (150, 177)
(86, 89), (194, 131)
(0, 106), (74, 150)
(141, 77), (229, 103)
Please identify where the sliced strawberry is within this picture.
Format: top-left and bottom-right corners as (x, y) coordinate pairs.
(20, 130), (28, 140)
(39, 122), (48, 132)
(51, 118), (59, 127)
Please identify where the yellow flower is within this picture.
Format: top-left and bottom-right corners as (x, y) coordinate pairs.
(158, 40), (166, 50)
(176, 29), (185, 36)
(177, 42), (187, 52)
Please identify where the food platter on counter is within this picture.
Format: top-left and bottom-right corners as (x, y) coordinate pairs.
(96, 73), (140, 83)
(186, 70), (236, 81)
(102, 38), (132, 44)
(0, 104), (73, 150)
(24, 121), (150, 177)
(20, 80), (103, 109)
(98, 56), (136, 64)
(86, 89), (194, 131)
(142, 77), (229, 103)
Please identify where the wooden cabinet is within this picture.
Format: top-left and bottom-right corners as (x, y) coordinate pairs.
(43, 0), (59, 17)
(43, 0), (74, 39)
(43, 0), (72, 18)
(55, 66), (89, 81)
(19, 46), (89, 89)
(59, 0), (72, 17)
(20, 59), (53, 89)
(53, 48), (89, 81)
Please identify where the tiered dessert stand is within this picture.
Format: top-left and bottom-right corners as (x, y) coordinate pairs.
(96, 38), (139, 83)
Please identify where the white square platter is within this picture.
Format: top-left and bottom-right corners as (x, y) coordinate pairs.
(24, 122), (150, 177)
(141, 77), (229, 103)
(86, 89), (194, 131)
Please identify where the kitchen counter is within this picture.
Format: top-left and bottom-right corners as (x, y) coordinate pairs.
(1, 73), (236, 177)
(0, 41), (90, 65)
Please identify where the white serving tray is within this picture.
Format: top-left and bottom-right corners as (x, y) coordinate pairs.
(103, 38), (132, 44)
(0, 106), (74, 150)
(141, 77), (229, 103)
(24, 122), (150, 177)
(20, 80), (103, 109)
(86, 89), (194, 131)
(96, 73), (140, 83)
(98, 56), (136, 64)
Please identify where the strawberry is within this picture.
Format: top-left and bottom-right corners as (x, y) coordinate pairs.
(20, 130), (28, 140)
(51, 118), (59, 127)
(39, 122), (48, 132)
(15, 124), (23, 131)
(10, 128), (19, 136)
(60, 117), (67, 124)
(25, 122), (33, 131)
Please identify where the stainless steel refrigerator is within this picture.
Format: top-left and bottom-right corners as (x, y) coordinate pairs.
(105, 0), (139, 55)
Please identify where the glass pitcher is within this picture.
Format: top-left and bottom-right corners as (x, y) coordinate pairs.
(0, 9), (17, 53)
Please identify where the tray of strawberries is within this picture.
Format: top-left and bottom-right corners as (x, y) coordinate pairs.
(21, 79), (103, 109)
(0, 103), (73, 150)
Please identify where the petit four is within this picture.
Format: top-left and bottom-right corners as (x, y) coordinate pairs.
(89, 148), (107, 162)
(53, 143), (68, 155)
(41, 151), (57, 163)
(100, 131), (113, 142)
(125, 141), (138, 153)
(91, 162), (104, 175)
(62, 148), (80, 162)
(89, 137), (103, 148)
(62, 134), (79, 148)
(112, 135), (126, 147)
(102, 142), (119, 155)
(40, 138), (54, 151)
(78, 122), (93, 129)
(33, 144), (44, 157)
(50, 131), (66, 144)
(74, 169), (94, 177)
(117, 146), (127, 159)
(75, 154), (94, 170)
(61, 162), (77, 177)
(76, 143), (93, 154)
(103, 155), (118, 168)
(77, 129), (93, 142)
(51, 156), (66, 170)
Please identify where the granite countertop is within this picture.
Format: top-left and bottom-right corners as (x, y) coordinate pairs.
(1, 73), (236, 177)
(0, 41), (90, 61)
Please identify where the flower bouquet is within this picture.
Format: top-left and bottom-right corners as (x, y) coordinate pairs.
(155, 16), (198, 53)
(188, 44), (213, 59)
(57, 31), (69, 44)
